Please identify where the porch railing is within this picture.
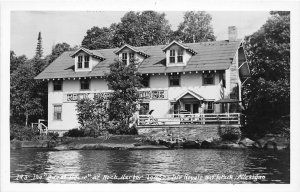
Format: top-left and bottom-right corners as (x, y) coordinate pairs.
(137, 113), (243, 126)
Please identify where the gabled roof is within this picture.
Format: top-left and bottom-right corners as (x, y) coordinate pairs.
(162, 40), (197, 55)
(70, 47), (105, 60)
(114, 44), (150, 58)
(174, 89), (204, 101)
(35, 40), (243, 80)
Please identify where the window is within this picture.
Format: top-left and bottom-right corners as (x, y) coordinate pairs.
(139, 103), (149, 115)
(129, 53), (134, 63)
(78, 56), (83, 68)
(53, 80), (62, 91)
(80, 79), (90, 90)
(177, 49), (183, 63)
(173, 103), (179, 114)
(170, 50), (175, 63)
(141, 75), (150, 87)
(54, 105), (62, 120)
(204, 101), (214, 113)
(122, 53), (128, 65)
(203, 73), (215, 85)
(84, 56), (89, 68)
(169, 74), (180, 86)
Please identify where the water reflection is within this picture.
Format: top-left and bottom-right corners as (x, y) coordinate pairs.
(10, 149), (290, 184)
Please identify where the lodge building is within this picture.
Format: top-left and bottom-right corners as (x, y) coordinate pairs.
(35, 26), (250, 135)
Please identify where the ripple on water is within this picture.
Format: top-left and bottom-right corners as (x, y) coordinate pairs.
(10, 148), (290, 184)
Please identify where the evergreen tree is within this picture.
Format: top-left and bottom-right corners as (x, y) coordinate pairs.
(35, 32), (43, 58)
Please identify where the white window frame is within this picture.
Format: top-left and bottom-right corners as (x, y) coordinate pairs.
(53, 104), (62, 120)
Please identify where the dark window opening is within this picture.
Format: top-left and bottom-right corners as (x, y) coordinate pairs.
(129, 53), (134, 63)
(204, 101), (214, 113)
(203, 73), (215, 85)
(78, 56), (83, 68)
(54, 105), (62, 120)
(177, 49), (183, 63)
(141, 75), (150, 87)
(169, 74), (180, 87)
(170, 50), (175, 63)
(53, 80), (62, 91)
(84, 56), (89, 68)
(80, 79), (90, 90)
(122, 53), (128, 65)
(140, 103), (149, 115)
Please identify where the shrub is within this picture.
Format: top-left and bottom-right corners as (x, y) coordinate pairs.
(218, 126), (242, 142)
(63, 128), (85, 137)
(48, 132), (59, 140)
(10, 123), (40, 141)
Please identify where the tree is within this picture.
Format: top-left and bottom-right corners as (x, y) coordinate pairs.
(35, 32), (43, 58)
(10, 51), (27, 74)
(105, 60), (142, 134)
(243, 11), (290, 138)
(48, 42), (77, 63)
(81, 26), (115, 50)
(174, 11), (215, 43)
(112, 11), (172, 47)
(10, 61), (44, 126)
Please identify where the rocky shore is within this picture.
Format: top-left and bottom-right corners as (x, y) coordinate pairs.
(10, 134), (289, 151)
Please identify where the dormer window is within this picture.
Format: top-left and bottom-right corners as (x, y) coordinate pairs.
(177, 49), (183, 63)
(170, 50), (175, 63)
(129, 53), (134, 63)
(71, 47), (105, 72)
(78, 56), (83, 68)
(84, 56), (89, 68)
(122, 53), (128, 65)
(162, 40), (197, 67)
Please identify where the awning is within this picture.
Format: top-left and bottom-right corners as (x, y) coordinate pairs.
(214, 99), (241, 104)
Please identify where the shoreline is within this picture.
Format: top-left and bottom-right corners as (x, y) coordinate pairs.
(10, 134), (289, 151)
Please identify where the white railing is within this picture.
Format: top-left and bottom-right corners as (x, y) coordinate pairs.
(137, 113), (242, 126)
(31, 119), (48, 135)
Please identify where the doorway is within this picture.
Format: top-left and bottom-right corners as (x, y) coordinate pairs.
(184, 103), (199, 114)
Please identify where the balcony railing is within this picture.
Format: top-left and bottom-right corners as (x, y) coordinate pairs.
(137, 113), (243, 126)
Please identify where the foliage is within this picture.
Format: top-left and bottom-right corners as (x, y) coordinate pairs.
(10, 51), (27, 73)
(174, 11), (215, 42)
(105, 60), (142, 134)
(218, 126), (242, 142)
(82, 11), (172, 49)
(48, 42), (77, 63)
(114, 11), (172, 46)
(10, 123), (40, 141)
(82, 26), (115, 50)
(10, 60), (44, 126)
(243, 12), (290, 137)
(63, 128), (85, 137)
(76, 96), (109, 137)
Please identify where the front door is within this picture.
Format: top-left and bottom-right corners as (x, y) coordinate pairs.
(184, 103), (199, 114)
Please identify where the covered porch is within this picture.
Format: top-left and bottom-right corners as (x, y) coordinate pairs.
(137, 90), (245, 126)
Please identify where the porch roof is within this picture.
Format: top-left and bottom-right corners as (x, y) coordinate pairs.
(174, 89), (204, 102)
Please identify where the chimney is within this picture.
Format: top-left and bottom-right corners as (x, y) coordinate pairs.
(228, 26), (238, 41)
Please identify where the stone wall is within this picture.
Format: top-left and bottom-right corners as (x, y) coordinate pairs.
(138, 125), (217, 141)
(137, 124), (241, 142)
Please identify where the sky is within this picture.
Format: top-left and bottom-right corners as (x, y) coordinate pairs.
(11, 11), (270, 58)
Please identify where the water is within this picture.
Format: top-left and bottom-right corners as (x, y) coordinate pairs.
(10, 149), (289, 184)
